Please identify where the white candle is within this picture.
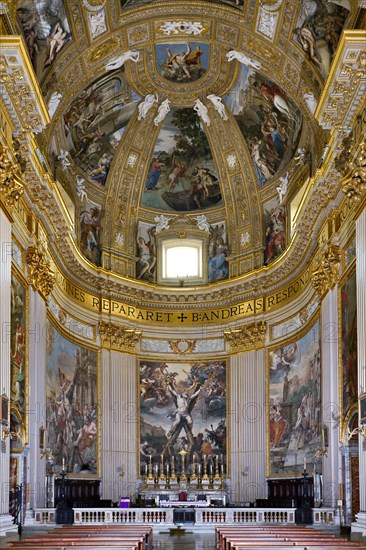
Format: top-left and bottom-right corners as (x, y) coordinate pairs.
(145, 464), (148, 475)
(62, 458), (65, 470)
(220, 464), (224, 474)
(304, 457), (307, 471)
(198, 464), (201, 474)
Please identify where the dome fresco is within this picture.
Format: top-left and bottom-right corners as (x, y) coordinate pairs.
(31, 0), (354, 279)
(225, 66), (302, 187)
(141, 108), (222, 213)
(63, 69), (140, 187)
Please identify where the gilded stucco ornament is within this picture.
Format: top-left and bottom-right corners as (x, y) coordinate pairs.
(0, 144), (24, 209)
(224, 321), (267, 352)
(27, 246), (55, 299)
(342, 142), (366, 204)
(168, 339), (197, 354)
(311, 245), (340, 297)
(99, 321), (141, 352)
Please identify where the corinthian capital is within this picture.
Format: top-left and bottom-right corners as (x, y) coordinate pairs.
(27, 247), (55, 299)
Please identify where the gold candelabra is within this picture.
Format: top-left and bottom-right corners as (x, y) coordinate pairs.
(178, 448), (188, 480)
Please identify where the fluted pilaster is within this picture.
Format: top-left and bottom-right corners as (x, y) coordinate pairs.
(0, 209), (15, 533)
(101, 350), (137, 502)
(352, 207), (366, 539)
(27, 289), (47, 508)
(230, 349), (266, 503)
(321, 289), (341, 507)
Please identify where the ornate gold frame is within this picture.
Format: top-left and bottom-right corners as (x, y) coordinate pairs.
(338, 263), (357, 445)
(46, 313), (101, 479)
(11, 265), (29, 446)
(137, 356), (230, 478)
(266, 314), (320, 478)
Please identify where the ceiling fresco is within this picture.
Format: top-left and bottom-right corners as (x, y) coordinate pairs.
(17, 0), (71, 80)
(19, 0), (358, 280)
(156, 42), (209, 83)
(121, 0), (243, 9)
(225, 66), (302, 187)
(63, 68), (140, 187)
(141, 108), (222, 213)
(294, 0), (350, 78)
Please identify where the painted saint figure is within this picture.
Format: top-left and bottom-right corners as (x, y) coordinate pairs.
(145, 158), (165, 190)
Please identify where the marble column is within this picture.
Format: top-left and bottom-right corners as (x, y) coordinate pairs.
(352, 207), (366, 540)
(230, 349), (266, 504)
(0, 209), (16, 534)
(27, 289), (47, 510)
(101, 350), (137, 503)
(321, 288), (341, 507)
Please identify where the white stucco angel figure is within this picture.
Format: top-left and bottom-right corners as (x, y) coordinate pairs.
(194, 214), (210, 232)
(137, 94), (158, 121)
(153, 99), (171, 126)
(47, 91), (62, 119)
(105, 50), (140, 71)
(76, 175), (88, 202)
(294, 147), (308, 167)
(154, 214), (172, 233)
(207, 94), (228, 121)
(303, 91), (318, 115)
(58, 149), (70, 170)
(276, 171), (289, 204)
(226, 50), (261, 70)
(193, 99), (210, 126)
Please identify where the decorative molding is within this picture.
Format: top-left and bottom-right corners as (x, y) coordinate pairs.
(311, 245), (340, 296)
(27, 246), (55, 298)
(342, 142), (366, 204)
(224, 321), (267, 352)
(168, 339), (197, 355)
(157, 21), (207, 37)
(315, 31), (366, 131)
(98, 321), (141, 352)
(0, 144), (23, 210)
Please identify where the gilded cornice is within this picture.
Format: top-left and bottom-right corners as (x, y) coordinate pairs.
(0, 36), (49, 134)
(224, 321), (267, 353)
(311, 244), (340, 298)
(98, 320), (141, 352)
(27, 246), (56, 299)
(315, 30), (366, 132)
(0, 143), (24, 213)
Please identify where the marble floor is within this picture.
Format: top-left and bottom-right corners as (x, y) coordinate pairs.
(153, 525), (216, 549)
(2, 525), (217, 549)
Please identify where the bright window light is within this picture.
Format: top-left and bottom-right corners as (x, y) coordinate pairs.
(161, 239), (203, 281)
